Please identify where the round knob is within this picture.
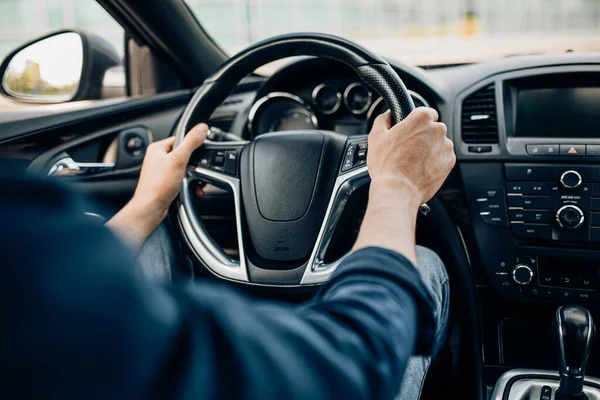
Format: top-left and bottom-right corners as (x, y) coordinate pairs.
(556, 205), (585, 230)
(560, 170), (583, 190)
(512, 264), (534, 285)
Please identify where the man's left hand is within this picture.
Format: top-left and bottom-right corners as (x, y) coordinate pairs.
(106, 123), (208, 249)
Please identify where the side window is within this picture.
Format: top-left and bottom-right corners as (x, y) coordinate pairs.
(0, 0), (125, 110)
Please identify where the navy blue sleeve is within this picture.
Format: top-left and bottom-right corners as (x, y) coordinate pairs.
(0, 176), (435, 400)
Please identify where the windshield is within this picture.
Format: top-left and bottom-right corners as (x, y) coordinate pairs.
(186, 0), (600, 68)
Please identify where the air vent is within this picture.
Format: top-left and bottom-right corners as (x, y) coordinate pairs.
(461, 84), (498, 144)
(209, 112), (236, 133)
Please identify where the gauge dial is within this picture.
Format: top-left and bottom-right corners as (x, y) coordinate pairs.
(248, 92), (318, 136)
(312, 84), (341, 115)
(343, 82), (372, 115)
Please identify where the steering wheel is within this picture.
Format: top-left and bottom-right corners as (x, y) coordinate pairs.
(174, 33), (415, 286)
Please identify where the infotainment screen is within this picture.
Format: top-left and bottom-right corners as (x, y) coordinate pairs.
(515, 87), (600, 138)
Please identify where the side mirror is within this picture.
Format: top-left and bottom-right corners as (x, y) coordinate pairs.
(0, 30), (122, 103)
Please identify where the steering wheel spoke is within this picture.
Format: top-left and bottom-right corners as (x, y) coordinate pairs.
(301, 137), (371, 284)
(179, 140), (250, 282)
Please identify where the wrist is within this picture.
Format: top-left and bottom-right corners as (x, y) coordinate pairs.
(127, 195), (169, 227)
(369, 176), (423, 212)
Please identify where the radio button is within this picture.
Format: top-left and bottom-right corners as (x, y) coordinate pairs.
(506, 164), (553, 181)
(525, 182), (549, 195)
(480, 201), (504, 212)
(477, 187), (504, 200)
(507, 195), (551, 209)
(526, 144), (559, 156)
(480, 212), (508, 227)
(512, 223), (552, 240)
(559, 144), (585, 156)
(511, 210), (551, 224)
(509, 209), (525, 221)
(525, 210), (552, 224)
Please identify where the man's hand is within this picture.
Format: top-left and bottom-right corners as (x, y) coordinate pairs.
(367, 108), (455, 205)
(106, 124), (209, 249)
(353, 108), (455, 265)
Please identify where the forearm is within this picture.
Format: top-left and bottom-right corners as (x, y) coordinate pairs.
(353, 179), (422, 265)
(105, 197), (166, 250)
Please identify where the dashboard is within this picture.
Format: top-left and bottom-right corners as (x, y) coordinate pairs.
(211, 52), (600, 308)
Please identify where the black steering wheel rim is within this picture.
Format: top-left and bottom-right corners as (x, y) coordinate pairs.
(175, 33), (415, 286)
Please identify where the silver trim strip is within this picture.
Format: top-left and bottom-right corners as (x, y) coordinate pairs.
(311, 83), (341, 115)
(178, 167), (249, 282)
(48, 157), (115, 176)
(343, 82), (372, 115)
(301, 165), (370, 284)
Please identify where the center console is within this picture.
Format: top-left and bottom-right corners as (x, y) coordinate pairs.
(458, 68), (600, 304)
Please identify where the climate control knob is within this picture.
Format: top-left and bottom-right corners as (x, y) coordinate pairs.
(512, 264), (534, 285)
(560, 170), (583, 190)
(556, 205), (585, 230)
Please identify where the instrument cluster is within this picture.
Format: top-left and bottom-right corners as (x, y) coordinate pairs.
(247, 80), (429, 137)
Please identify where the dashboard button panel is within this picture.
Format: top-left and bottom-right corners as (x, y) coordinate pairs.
(526, 144), (559, 156)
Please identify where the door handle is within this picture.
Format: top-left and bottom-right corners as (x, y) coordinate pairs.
(48, 157), (115, 176)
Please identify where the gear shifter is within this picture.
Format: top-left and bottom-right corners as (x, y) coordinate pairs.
(555, 305), (595, 400)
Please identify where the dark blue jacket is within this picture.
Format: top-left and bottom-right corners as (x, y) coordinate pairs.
(0, 177), (435, 399)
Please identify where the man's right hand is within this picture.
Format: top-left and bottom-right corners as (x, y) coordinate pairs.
(367, 108), (455, 205)
(353, 108), (455, 263)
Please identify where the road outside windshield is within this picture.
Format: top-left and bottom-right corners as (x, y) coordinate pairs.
(186, 0), (600, 69)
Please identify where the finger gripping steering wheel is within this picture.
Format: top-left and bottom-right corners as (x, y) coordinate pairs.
(175, 33), (415, 286)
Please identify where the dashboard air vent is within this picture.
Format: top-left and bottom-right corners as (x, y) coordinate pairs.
(461, 84), (498, 144)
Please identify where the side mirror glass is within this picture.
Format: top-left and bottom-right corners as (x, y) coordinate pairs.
(1, 32), (83, 102)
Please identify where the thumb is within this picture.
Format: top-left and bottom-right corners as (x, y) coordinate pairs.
(174, 123), (209, 160)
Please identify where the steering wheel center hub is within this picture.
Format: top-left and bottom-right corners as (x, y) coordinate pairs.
(241, 130), (346, 263)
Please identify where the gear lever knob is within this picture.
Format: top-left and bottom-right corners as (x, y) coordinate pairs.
(556, 305), (595, 400)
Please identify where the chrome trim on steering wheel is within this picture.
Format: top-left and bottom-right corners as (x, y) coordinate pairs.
(179, 166), (249, 282)
(301, 163), (370, 284)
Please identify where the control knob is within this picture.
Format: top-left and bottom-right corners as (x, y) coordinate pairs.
(512, 264), (534, 285)
(560, 170), (583, 190)
(556, 205), (585, 230)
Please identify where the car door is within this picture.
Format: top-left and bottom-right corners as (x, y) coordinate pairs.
(0, 0), (239, 227)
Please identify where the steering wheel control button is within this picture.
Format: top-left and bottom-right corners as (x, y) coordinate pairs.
(556, 205), (585, 230)
(526, 144), (559, 156)
(195, 148), (240, 176)
(341, 140), (368, 173)
(512, 264), (534, 285)
(505, 164), (553, 181)
(213, 154), (226, 167)
(559, 144), (585, 156)
(560, 170), (583, 190)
